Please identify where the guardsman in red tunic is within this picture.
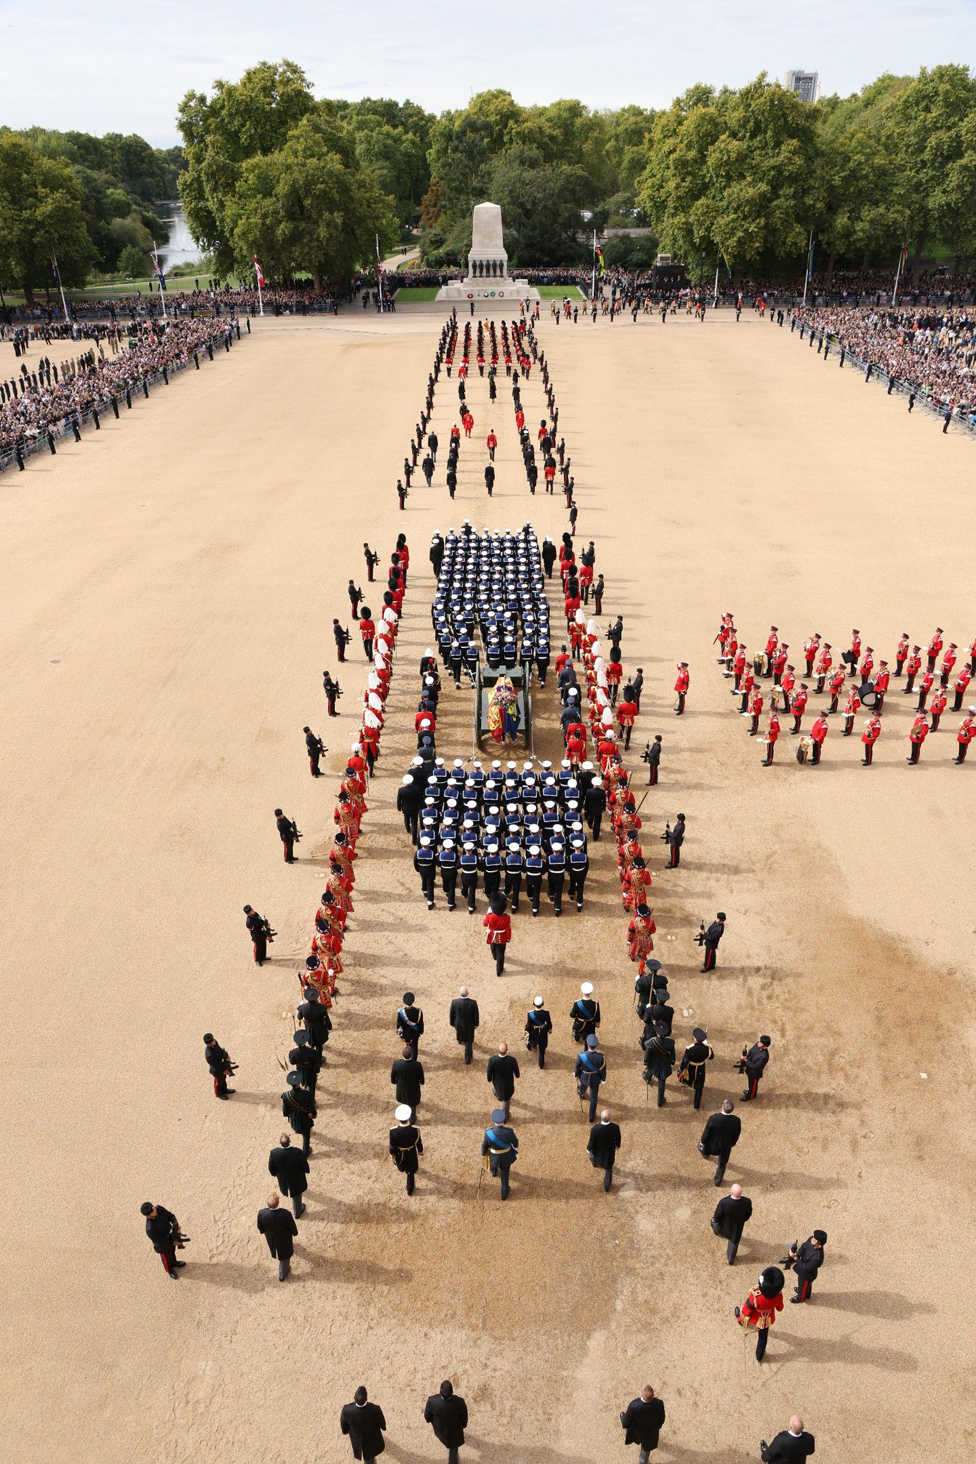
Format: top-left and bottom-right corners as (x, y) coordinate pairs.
(895, 632), (910, 676)
(483, 893), (512, 975)
(779, 664), (796, 712)
(955, 709), (975, 763)
(842, 684), (861, 736)
(617, 691), (639, 750)
(764, 626), (779, 673)
(916, 668), (934, 711)
(809, 713), (828, 765)
(926, 627), (944, 672)
(813, 643), (832, 694)
(940, 643), (957, 687)
(789, 682), (808, 734)
(486, 429), (497, 461)
(737, 665), (755, 714)
(770, 643), (788, 686)
(858, 647), (874, 683)
(674, 662), (690, 715)
(747, 685), (764, 736)
(827, 666), (846, 714)
(762, 709), (780, 766)
(359, 614), (376, 660)
(903, 646), (922, 695)
(861, 712), (881, 765)
(873, 660), (890, 714)
(846, 629), (862, 676)
(732, 643), (747, 690)
(953, 664), (973, 711)
(929, 686), (947, 731)
(803, 633), (821, 677)
(908, 711), (929, 764)
(969, 636), (976, 676)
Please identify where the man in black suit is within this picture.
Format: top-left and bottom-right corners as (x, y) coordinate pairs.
(449, 985), (480, 1065)
(698, 1098), (741, 1186)
(390, 1045), (425, 1120)
(587, 1108), (621, 1191)
(711, 1182), (752, 1264)
(340, 1386), (387, 1461)
(761, 1415), (815, 1461)
(620, 1384), (666, 1462)
(256, 1192), (298, 1281)
(424, 1379), (468, 1464)
(486, 1042), (519, 1120)
(268, 1132), (310, 1218)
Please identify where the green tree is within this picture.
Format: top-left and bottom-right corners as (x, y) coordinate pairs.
(0, 134), (95, 301)
(891, 64), (976, 277)
(225, 104), (397, 288)
(177, 59), (316, 272)
(118, 243), (149, 278)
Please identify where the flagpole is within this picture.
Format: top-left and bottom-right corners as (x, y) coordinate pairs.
(52, 255), (69, 324)
(254, 257), (264, 316)
(591, 230), (597, 299)
(152, 245), (167, 320)
(892, 244), (905, 307)
(712, 256), (720, 309)
(802, 230), (814, 306)
(376, 234), (384, 314)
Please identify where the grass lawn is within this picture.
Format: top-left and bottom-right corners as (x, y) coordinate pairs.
(393, 286), (439, 301)
(536, 285), (583, 299)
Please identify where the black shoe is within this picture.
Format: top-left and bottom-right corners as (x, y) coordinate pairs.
(216, 1093), (229, 1100)
(169, 1269), (180, 1279)
(174, 1260), (187, 1267)
(225, 1088), (235, 1095)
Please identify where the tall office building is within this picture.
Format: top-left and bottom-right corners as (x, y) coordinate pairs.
(784, 70), (820, 103)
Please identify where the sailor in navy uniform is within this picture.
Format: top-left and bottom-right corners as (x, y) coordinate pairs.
(438, 836), (459, 910)
(414, 835), (437, 909)
(460, 840), (480, 913)
(524, 994), (553, 1068)
(571, 982), (601, 1045)
(567, 835), (588, 911)
(481, 1108), (519, 1200)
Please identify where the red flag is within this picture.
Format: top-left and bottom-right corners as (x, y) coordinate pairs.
(253, 255), (265, 288)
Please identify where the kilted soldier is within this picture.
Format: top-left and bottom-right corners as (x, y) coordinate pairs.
(390, 1104), (423, 1194)
(677, 1027), (714, 1109)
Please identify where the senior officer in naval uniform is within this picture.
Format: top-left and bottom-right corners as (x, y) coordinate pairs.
(480, 1108), (519, 1199)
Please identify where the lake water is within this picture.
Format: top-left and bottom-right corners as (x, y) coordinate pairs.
(155, 202), (203, 270)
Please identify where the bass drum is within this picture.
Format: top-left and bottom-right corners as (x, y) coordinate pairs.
(858, 681), (878, 709)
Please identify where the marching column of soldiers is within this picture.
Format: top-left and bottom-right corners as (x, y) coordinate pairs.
(139, 310), (824, 1455)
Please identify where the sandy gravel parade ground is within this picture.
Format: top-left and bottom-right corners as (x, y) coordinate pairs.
(3, 303), (975, 1464)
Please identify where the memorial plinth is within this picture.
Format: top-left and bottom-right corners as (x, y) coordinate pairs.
(436, 201), (540, 303)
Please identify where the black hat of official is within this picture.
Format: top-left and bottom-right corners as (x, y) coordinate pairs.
(140, 1202), (154, 1215)
(758, 1267), (785, 1298)
(286, 1072), (303, 1087)
(203, 1033), (215, 1044)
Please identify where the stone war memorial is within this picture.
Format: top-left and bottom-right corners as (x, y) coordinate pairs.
(436, 200), (540, 303)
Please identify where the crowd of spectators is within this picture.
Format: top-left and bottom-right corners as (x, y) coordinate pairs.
(1, 314), (238, 464)
(790, 305), (976, 413)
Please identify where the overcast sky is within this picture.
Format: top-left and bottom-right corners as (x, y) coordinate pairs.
(4, 0), (975, 146)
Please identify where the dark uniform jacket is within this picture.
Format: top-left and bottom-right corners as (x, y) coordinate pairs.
(281, 1086), (316, 1131)
(390, 1057), (425, 1107)
(256, 1205), (297, 1259)
(524, 1008), (552, 1046)
(145, 1206), (179, 1253)
(712, 1194), (752, 1240)
(481, 1123), (518, 1168)
(587, 1120), (621, 1165)
(762, 1429), (816, 1461)
(703, 919), (725, 950)
(745, 1043), (770, 1082)
(449, 996), (480, 1042)
(486, 1053), (520, 1099)
(389, 1124), (423, 1174)
(621, 1396), (666, 1448)
(424, 1394), (468, 1449)
(793, 1238), (825, 1284)
(642, 1031), (675, 1078)
(340, 1400), (387, 1459)
(699, 1112), (741, 1157)
(204, 1041), (230, 1076)
(268, 1145), (310, 1197)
